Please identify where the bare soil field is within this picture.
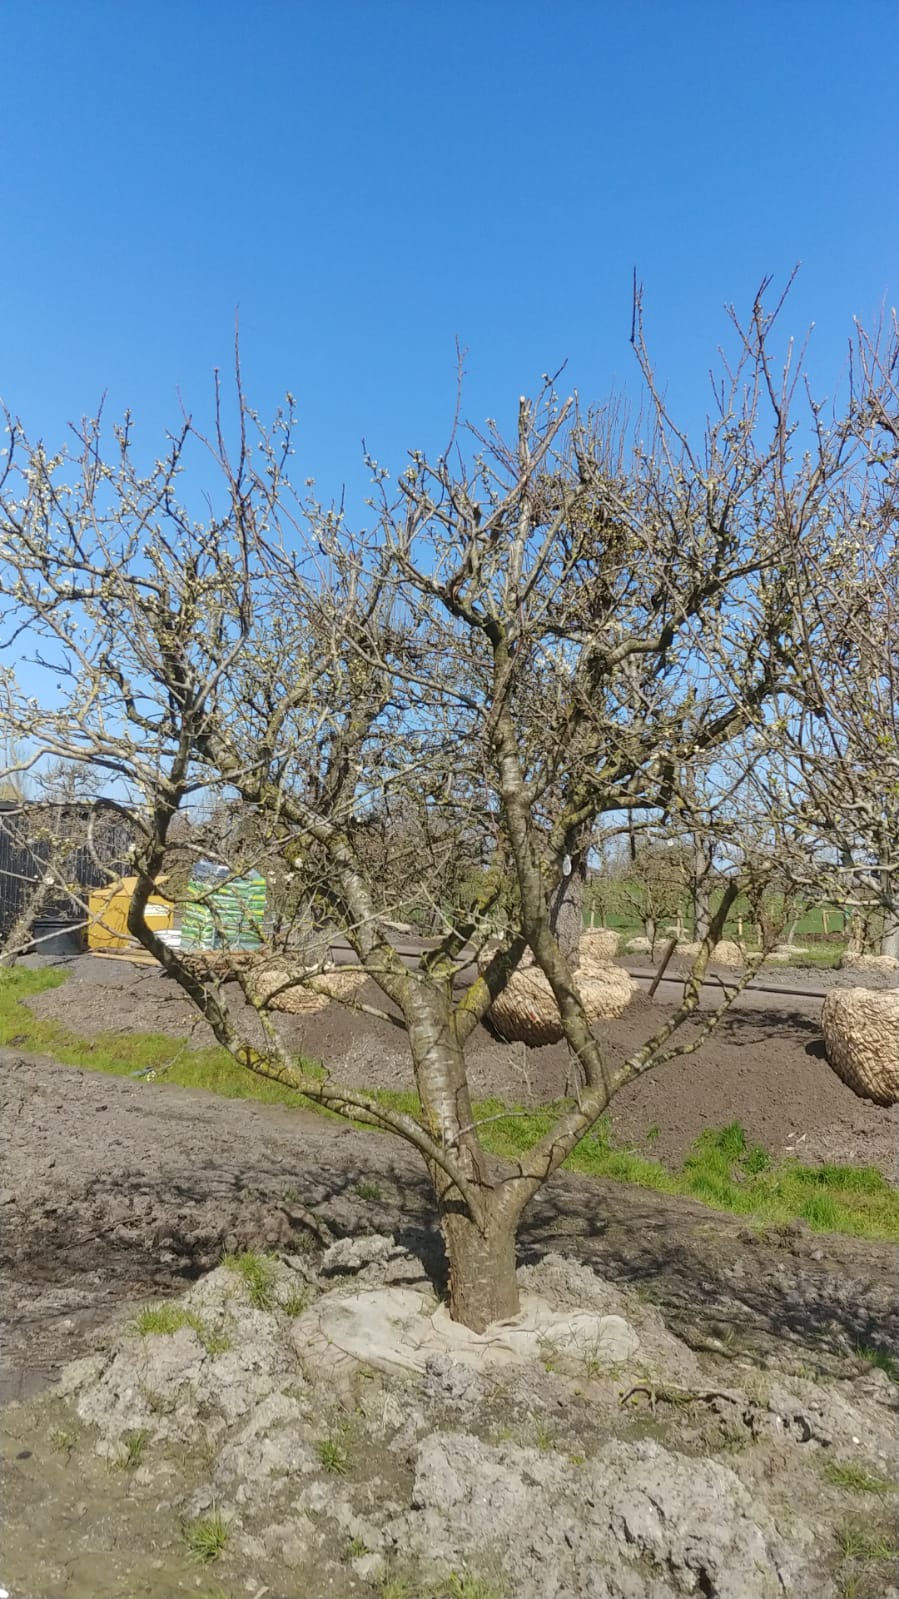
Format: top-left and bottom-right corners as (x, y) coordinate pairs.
(22, 953), (899, 1174)
(2, 1045), (899, 1597)
(3, 949), (899, 1598)
(3, 1026), (898, 1404)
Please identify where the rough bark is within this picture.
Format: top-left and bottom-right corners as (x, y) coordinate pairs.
(440, 1196), (520, 1330)
(549, 849), (587, 968)
(406, 992), (523, 1325)
(692, 836), (712, 943)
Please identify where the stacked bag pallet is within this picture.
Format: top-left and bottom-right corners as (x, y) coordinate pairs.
(180, 863), (267, 952)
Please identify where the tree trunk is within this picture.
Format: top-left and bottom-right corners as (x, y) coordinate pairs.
(549, 849), (586, 968)
(440, 1196), (520, 1331)
(407, 992), (522, 1331)
(879, 867), (899, 960)
(692, 834), (712, 942)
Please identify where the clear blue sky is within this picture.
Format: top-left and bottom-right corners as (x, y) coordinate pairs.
(2, 0), (896, 513)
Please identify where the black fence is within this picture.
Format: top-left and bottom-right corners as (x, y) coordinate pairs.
(0, 800), (134, 946)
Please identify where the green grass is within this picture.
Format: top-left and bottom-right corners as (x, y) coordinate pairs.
(316, 1433), (350, 1474)
(856, 1345), (899, 1384)
(784, 944), (846, 969)
(0, 966), (322, 1110)
(4, 968), (898, 1242)
(119, 1428), (149, 1470)
(183, 1511), (229, 1564)
(468, 1109), (899, 1242)
(134, 1303), (198, 1336)
(222, 1249), (278, 1310)
(586, 886), (854, 951)
(378, 1580), (412, 1599)
(281, 1288), (309, 1317)
(447, 1574), (505, 1599)
(836, 1523), (898, 1561)
(824, 1461), (894, 1495)
(133, 1303), (229, 1354)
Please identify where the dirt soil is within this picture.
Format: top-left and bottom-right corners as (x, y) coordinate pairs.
(3, 954), (898, 1597)
(3, 1044), (898, 1411)
(2, 1232), (898, 1599)
(23, 953), (899, 1175)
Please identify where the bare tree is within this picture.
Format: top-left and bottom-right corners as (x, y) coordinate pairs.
(739, 312), (899, 954)
(2, 287), (894, 1329)
(619, 840), (690, 953)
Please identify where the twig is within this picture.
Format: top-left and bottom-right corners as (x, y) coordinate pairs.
(619, 1381), (745, 1413)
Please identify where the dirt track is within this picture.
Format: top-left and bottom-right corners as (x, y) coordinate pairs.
(3, 1047), (897, 1409)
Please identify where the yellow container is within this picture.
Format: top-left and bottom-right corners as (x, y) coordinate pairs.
(87, 877), (174, 951)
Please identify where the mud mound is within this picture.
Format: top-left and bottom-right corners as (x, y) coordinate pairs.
(4, 1239), (898, 1599)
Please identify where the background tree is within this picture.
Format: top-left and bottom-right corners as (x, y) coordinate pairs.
(620, 839), (691, 953)
(739, 314), (899, 956)
(2, 288), (894, 1330)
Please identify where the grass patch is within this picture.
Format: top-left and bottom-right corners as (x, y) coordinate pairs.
(856, 1345), (899, 1384)
(133, 1303), (229, 1354)
(824, 1461), (893, 1495)
(183, 1510), (229, 1563)
(785, 944), (845, 969)
(316, 1433), (350, 1474)
(836, 1523), (898, 1561)
(0, 966), (324, 1110)
(220, 1248), (305, 1314)
(6, 968), (898, 1242)
(379, 1580), (412, 1599)
(119, 1428), (149, 1470)
(447, 1574), (505, 1599)
(222, 1249), (278, 1310)
(472, 1109), (899, 1242)
(50, 1424), (81, 1457)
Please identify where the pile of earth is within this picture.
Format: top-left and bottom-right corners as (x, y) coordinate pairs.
(2, 1237), (897, 1599)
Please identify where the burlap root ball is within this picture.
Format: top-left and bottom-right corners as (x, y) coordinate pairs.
(820, 987), (899, 1106)
(260, 963), (368, 1014)
(306, 969), (369, 1004)
(676, 938), (744, 969)
(487, 964), (637, 1048)
(625, 936), (652, 954)
(178, 950), (367, 1015)
(838, 951), (899, 975)
(579, 929), (621, 970)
